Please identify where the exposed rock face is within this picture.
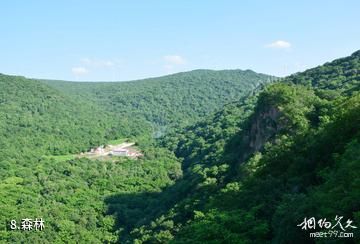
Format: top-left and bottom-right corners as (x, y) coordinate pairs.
(241, 106), (282, 161)
(249, 106), (281, 152)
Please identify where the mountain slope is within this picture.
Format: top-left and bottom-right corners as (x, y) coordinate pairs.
(286, 49), (360, 93)
(0, 74), (178, 243)
(42, 69), (275, 135)
(117, 50), (360, 243)
(0, 51), (358, 243)
(0, 74), (149, 161)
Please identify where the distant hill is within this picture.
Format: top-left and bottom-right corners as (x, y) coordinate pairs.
(42, 69), (275, 136)
(0, 74), (149, 161)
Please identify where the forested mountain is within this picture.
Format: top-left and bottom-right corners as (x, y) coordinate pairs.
(42, 69), (274, 135)
(0, 74), (179, 242)
(0, 69), (272, 242)
(107, 50), (360, 243)
(0, 51), (359, 243)
(0, 74), (150, 160)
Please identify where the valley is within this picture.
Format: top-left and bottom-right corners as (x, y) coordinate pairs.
(0, 51), (359, 243)
(1, 1), (359, 243)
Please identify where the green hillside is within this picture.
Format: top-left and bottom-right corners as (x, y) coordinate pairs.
(0, 69), (272, 242)
(42, 69), (275, 136)
(112, 51), (360, 243)
(0, 74), (150, 160)
(0, 51), (359, 243)
(0, 74), (180, 242)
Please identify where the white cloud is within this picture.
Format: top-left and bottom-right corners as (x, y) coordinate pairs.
(71, 58), (121, 77)
(71, 67), (89, 76)
(266, 40), (291, 49)
(163, 55), (186, 65)
(80, 58), (118, 68)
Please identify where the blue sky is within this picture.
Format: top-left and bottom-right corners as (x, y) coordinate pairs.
(1, 1), (359, 81)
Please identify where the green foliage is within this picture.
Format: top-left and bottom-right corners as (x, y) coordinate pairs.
(43, 69), (274, 135)
(127, 51), (360, 243)
(286, 50), (360, 94)
(0, 74), (151, 162)
(0, 149), (181, 243)
(0, 50), (359, 243)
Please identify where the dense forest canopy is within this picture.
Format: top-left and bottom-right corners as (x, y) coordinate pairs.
(0, 74), (151, 159)
(146, 50), (360, 243)
(0, 50), (359, 243)
(42, 69), (275, 136)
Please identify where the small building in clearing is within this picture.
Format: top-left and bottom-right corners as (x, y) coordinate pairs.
(111, 148), (129, 156)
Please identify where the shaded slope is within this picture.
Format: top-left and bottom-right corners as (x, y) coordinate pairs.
(114, 50), (360, 243)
